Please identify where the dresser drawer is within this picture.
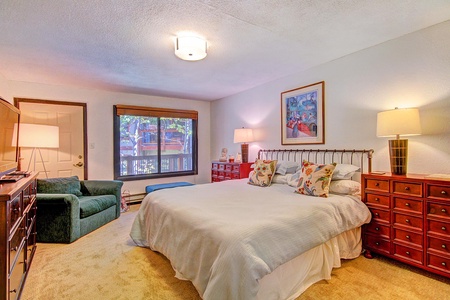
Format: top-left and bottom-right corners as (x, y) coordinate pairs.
(370, 208), (390, 223)
(428, 254), (450, 274)
(232, 165), (240, 172)
(394, 244), (423, 264)
(428, 237), (450, 256)
(225, 164), (232, 171)
(366, 193), (390, 208)
(394, 213), (423, 231)
(393, 181), (422, 197)
(393, 197), (422, 214)
(218, 164), (225, 171)
(366, 179), (389, 192)
(394, 228), (423, 247)
(9, 219), (26, 274)
(231, 173), (240, 179)
(364, 234), (390, 255)
(212, 163), (219, 170)
(9, 245), (26, 297)
(427, 220), (450, 237)
(427, 184), (450, 201)
(9, 195), (22, 233)
(427, 202), (450, 221)
(366, 222), (390, 238)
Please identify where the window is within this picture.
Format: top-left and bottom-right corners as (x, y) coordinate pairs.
(113, 105), (198, 180)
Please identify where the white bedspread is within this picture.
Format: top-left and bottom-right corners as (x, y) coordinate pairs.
(130, 179), (371, 300)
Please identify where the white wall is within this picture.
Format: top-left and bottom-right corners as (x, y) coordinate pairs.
(0, 81), (211, 194)
(211, 21), (450, 174)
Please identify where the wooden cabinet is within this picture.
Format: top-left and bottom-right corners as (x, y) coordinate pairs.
(0, 173), (38, 300)
(211, 162), (253, 182)
(362, 173), (450, 278)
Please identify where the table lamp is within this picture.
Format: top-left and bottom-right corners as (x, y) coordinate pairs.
(377, 107), (421, 175)
(233, 128), (254, 163)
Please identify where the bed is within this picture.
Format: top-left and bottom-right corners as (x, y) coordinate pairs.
(130, 149), (374, 300)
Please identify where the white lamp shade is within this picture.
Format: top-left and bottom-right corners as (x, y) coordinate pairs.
(234, 128), (254, 143)
(377, 108), (421, 137)
(14, 123), (60, 148)
(175, 36), (207, 61)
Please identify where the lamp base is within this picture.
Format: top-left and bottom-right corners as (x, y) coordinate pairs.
(241, 143), (249, 163)
(389, 139), (408, 175)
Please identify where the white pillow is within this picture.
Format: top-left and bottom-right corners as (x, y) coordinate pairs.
(276, 161), (300, 175)
(272, 174), (288, 184)
(286, 171), (301, 187)
(332, 164), (360, 180)
(329, 180), (361, 195)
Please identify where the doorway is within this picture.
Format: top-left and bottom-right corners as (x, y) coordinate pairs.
(14, 98), (87, 179)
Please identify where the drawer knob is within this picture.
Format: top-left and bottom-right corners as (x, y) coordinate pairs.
(375, 198), (380, 201)
(10, 289), (17, 294)
(375, 227), (380, 231)
(375, 213), (379, 217)
(442, 262), (447, 267)
(375, 242), (380, 246)
(404, 186), (410, 191)
(442, 190), (447, 195)
(442, 208), (447, 213)
(405, 203), (410, 206)
(406, 251), (410, 255)
(442, 226), (447, 231)
(405, 219), (410, 223)
(375, 183), (380, 187)
(406, 235), (410, 239)
(442, 244), (447, 249)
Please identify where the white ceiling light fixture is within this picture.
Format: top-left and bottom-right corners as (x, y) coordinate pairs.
(175, 36), (207, 61)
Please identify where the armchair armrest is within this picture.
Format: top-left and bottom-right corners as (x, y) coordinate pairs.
(80, 180), (124, 217)
(35, 193), (81, 243)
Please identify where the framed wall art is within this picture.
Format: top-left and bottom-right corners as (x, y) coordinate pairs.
(281, 81), (325, 145)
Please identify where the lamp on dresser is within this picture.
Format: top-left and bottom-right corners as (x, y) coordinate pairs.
(233, 127), (254, 163)
(376, 107), (421, 175)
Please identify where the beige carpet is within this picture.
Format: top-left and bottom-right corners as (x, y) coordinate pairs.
(22, 205), (450, 300)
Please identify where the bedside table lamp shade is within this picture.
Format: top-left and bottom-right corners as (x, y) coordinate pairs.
(234, 128), (254, 163)
(377, 108), (421, 175)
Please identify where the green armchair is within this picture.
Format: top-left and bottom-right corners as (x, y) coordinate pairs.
(36, 176), (123, 243)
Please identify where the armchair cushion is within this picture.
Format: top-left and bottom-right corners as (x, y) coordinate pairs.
(79, 195), (117, 218)
(37, 176), (82, 196)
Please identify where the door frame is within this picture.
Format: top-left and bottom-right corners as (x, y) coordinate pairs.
(14, 98), (88, 179)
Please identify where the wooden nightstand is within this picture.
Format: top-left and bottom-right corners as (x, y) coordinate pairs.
(211, 161), (253, 182)
(362, 173), (450, 278)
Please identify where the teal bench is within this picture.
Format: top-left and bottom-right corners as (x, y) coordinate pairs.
(145, 181), (194, 193)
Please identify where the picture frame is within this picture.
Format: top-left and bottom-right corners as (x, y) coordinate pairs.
(281, 81), (325, 145)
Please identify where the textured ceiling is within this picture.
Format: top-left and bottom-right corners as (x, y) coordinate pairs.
(0, 1), (449, 101)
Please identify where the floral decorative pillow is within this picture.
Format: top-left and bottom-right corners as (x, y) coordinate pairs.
(295, 160), (336, 197)
(248, 159), (277, 187)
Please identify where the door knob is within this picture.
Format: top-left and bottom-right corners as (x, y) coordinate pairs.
(73, 162), (84, 167)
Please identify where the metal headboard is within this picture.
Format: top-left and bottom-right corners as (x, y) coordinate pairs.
(257, 149), (374, 174)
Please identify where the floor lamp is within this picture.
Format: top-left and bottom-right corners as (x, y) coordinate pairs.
(234, 128), (254, 163)
(18, 123), (59, 178)
(377, 108), (421, 175)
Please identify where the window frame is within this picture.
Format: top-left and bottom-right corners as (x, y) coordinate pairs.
(113, 104), (198, 181)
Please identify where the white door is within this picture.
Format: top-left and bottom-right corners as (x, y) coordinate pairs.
(17, 101), (85, 179)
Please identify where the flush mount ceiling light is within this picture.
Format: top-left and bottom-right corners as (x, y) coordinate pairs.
(175, 36), (207, 61)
